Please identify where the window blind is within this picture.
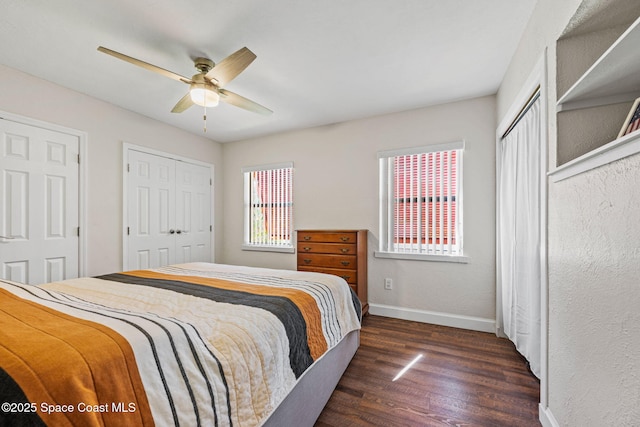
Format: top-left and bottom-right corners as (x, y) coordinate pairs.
(243, 163), (293, 248)
(379, 142), (462, 256)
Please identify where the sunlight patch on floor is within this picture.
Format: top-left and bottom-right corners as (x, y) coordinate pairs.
(392, 353), (423, 381)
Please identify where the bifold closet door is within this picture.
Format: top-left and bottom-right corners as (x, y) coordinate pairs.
(126, 149), (211, 270)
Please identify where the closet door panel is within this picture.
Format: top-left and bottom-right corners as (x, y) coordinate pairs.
(175, 160), (211, 264)
(127, 150), (176, 269)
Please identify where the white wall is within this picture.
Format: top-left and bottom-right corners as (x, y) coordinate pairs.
(497, 0), (640, 425)
(222, 95), (497, 329)
(548, 155), (640, 425)
(0, 64), (224, 276)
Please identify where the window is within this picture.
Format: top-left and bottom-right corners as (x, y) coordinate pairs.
(242, 162), (294, 252)
(376, 141), (466, 262)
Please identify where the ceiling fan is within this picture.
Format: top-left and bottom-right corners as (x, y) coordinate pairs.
(97, 46), (272, 117)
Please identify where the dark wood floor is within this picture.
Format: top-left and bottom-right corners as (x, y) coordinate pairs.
(315, 315), (540, 427)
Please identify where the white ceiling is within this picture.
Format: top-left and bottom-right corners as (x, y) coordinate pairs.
(0, 0), (537, 143)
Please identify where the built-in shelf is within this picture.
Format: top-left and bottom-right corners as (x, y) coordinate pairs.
(557, 16), (640, 112)
(549, 129), (640, 182)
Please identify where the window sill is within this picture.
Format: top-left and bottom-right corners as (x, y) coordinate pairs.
(374, 251), (470, 263)
(242, 244), (295, 253)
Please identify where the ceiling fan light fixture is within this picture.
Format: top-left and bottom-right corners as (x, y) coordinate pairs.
(190, 85), (219, 107)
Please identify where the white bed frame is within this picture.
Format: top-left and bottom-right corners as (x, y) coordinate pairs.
(263, 330), (360, 426)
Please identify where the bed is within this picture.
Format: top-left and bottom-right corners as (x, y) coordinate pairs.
(0, 262), (362, 426)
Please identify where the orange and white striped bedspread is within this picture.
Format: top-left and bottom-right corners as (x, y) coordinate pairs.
(0, 262), (361, 426)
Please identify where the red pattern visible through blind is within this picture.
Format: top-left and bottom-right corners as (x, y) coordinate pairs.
(250, 167), (292, 245)
(392, 151), (457, 247)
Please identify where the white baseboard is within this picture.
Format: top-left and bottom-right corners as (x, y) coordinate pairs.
(539, 404), (560, 427)
(369, 303), (495, 333)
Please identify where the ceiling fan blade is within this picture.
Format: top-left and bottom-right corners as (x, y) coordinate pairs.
(97, 46), (192, 84)
(171, 93), (195, 113)
(206, 47), (256, 87)
(219, 89), (272, 115)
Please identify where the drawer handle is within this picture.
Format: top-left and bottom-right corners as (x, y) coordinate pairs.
(303, 236), (311, 241)
(340, 236), (350, 242)
(341, 275), (351, 281)
(340, 248), (350, 253)
(303, 259), (312, 264)
(303, 247), (311, 252)
(341, 261), (350, 266)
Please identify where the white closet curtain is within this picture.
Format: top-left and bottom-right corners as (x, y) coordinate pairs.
(498, 95), (541, 379)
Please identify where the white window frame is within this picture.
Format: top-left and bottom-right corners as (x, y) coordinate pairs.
(242, 162), (294, 253)
(375, 141), (468, 263)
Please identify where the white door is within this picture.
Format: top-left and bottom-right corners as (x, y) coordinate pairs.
(126, 149), (211, 270)
(127, 149), (176, 269)
(175, 160), (212, 263)
(0, 118), (79, 284)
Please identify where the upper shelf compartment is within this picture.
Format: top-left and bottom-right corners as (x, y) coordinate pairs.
(557, 16), (640, 112)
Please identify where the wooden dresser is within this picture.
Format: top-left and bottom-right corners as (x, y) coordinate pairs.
(296, 229), (368, 315)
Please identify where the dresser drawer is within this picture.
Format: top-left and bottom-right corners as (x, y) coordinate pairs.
(297, 242), (356, 255)
(298, 265), (357, 284)
(297, 253), (357, 269)
(297, 231), (357, 244)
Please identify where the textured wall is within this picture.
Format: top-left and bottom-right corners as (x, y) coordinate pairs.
(497, 0), (640, 424)
(548, 155), (640, 425)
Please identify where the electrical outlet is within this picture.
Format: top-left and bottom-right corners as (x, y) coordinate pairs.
(384, 278), (393, 290)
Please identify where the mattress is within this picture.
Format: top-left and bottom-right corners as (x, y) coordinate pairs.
(0, 262), (362, 426)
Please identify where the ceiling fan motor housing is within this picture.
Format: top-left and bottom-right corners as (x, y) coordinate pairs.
(194, 57), (215, 73)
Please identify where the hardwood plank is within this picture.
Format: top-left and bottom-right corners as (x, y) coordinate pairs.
(316, 315), (540, 426)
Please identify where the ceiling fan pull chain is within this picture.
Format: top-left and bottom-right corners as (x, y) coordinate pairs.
(202, 81), (207, 132)
(203, 105), (207, 133)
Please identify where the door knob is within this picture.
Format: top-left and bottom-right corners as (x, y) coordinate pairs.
(169, 229), (176, 234)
